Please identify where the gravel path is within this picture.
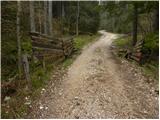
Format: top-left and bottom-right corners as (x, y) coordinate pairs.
(27, 31), (158, 119)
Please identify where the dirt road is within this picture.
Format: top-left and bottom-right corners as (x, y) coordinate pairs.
(28, 31), (158, 119)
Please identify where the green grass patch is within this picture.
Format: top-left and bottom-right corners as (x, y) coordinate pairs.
(113, 36), (131, 48)
(113, 34), (143, 48)
(74, 33), (101, 51)
(142, 60), (159, 80)
(62, 58), (74, 68)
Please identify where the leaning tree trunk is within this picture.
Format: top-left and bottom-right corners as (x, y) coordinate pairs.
(153, 6), (159, 32)
(76, 1), (79, 36)
(48, 1), (53, 36)
(44, 1), (48, 34)
(17, 1), (22, 79)
(132, 3), (138, 46)
(29, 1), (35, 32)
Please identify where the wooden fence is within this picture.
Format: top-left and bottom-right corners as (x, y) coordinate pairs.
(30, 32), (74, 63)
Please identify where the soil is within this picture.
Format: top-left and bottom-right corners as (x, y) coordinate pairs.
(27, 31), (159, 119)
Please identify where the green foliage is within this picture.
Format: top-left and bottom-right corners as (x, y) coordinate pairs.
(21, 37), (32, 54)
(142, 60), (159, 80)
(99, 2), (133, 33)
(74, 34), (100, 50)
(79, 2), (100, 33)
(143, 33), (159, 55)
(62, 58), (74, 68)
(113, 36), (131, 48)
(2, 1), (31, 81)
(62, 1), (100, 34)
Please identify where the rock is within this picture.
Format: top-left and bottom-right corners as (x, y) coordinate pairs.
(40, 106), (44, 109)
(25, 97), (28, 100)
(59, 92), (62, 96)
(4, 96), (11, 101)
(76, 102), (80, 106)
(42, 88), (45, 91)
(24, 101), (31, 105)
(143, 110), (147, 114)
(108, 97), (111, 102)
(75, 96), (79, 100)
(75, 115), (79, 119)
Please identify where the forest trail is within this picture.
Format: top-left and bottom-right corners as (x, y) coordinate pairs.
(28, 31), (158, 119)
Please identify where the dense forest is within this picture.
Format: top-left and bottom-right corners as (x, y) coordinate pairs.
(1, 1), (159, 119)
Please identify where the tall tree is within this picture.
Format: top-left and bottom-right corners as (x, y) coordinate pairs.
(17, 1), (22, 79)
(132, 3), (138, 46)
(38, 1), (42, 34)
(29, 1), (35, 32)
(153, 5), (159, 32)
(76, 1), (79, 36)
(62, 1), (65, 17)
(44, 1), (48, 34)
(48, 1), (53, 36)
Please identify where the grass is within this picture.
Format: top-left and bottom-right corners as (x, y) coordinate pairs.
(1, 33), (102, 119)
(113, 34), (159, 81)
(114, 37), (131, 48)
(74, 33), (101, 51)
(113, 34), (143, 48)
(1, 62), (55, 118)
(62, 58), (74, 68)
(142, 61), (159, 80)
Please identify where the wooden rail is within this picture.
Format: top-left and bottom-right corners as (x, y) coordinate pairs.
(30, 32), (74, 63)
(129, 40), (144, 62)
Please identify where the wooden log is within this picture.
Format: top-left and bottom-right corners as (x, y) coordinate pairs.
(31, 35), (62, 45)
(62, 36), (74, 41)
(64, 46), (73, 52)
(135, 40), (143, 46)
(130, 55), (141, 62)
(132, 52), (142, 58)
(33, 51), (64, 58)
(63, 44), (73, 50)
(44, 55), (63, 62)
(30, 32), (58, 40)
(46, 55), (65, 64)
(134, 45), (143, 49)
(33, 47), (64, 56)
(32, 41), (62, 50)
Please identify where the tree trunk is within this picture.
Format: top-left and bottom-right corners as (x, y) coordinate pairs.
(22, 54), (31, 90)
(153, 6), (159, 32)
(48, 1), (53, 36)
(76, 1), (79, 36)
(44, 1), (48, 34)
(29, 1), (35, 32)
(62, 2), (65, 17)
(61, 1), (64, 34)
(132, 3), (138, 46)
(39, 1), (42, 34)
(17, 1), (22, 79)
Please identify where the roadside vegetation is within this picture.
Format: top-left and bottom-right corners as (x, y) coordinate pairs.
(113, 33), (158, 81)
(1, 33), (101, 118)
(1, 1), (159, 119)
